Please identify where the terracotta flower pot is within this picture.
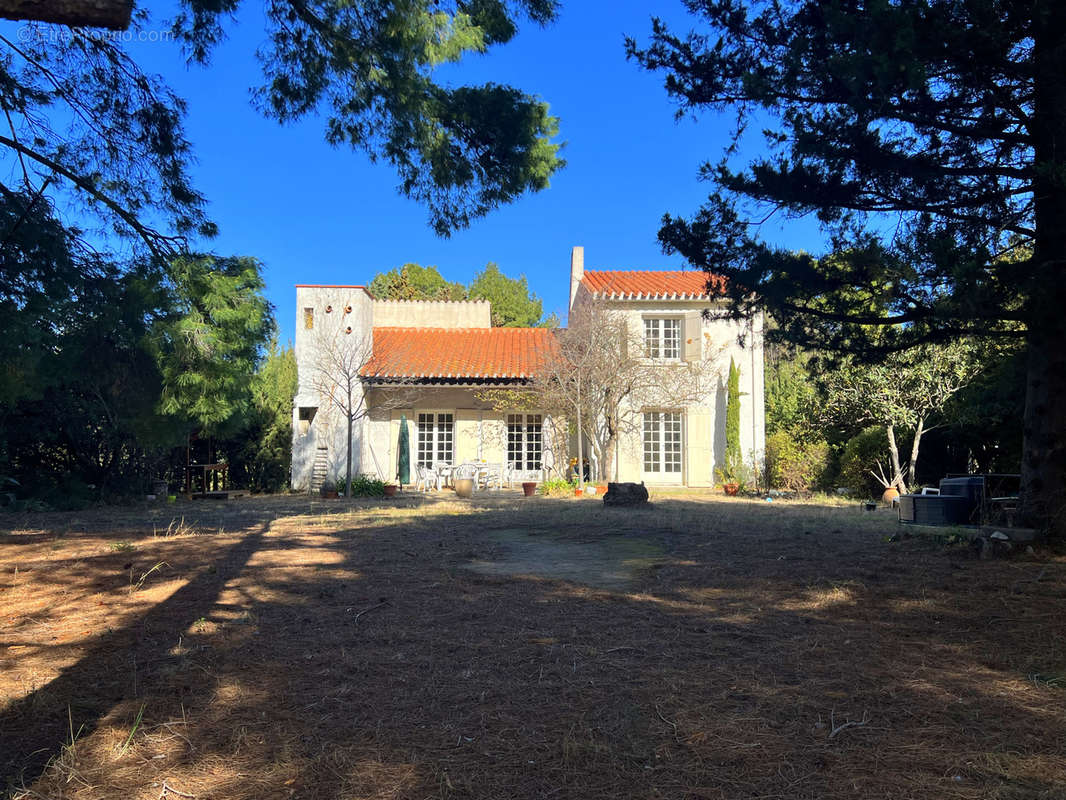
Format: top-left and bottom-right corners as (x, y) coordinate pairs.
(522, 481), (537, 497)
(723, 483), (740, 496)
(383, 484), (398, 498)
(882, 487), (900, 505)
(454, 478), (475, 499)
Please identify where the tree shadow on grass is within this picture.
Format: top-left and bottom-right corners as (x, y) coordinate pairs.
(2, 496), (1065, 799)
(1, 521), (270, 788)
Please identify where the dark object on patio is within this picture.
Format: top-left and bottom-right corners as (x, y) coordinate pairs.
(603, 482), (648, 507)
(938, 476), (985, 516)
(899, 474), (1022, 527)
(898, 493), (972, 525)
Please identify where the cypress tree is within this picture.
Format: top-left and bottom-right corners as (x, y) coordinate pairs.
(724, 358), (741, 482)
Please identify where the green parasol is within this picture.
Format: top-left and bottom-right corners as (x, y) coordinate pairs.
(397, 414), (410, 486)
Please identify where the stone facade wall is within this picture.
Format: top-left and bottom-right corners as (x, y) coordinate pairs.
(372, 299), (490, 329)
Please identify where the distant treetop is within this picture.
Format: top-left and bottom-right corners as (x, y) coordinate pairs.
(368, 261), (556, 327)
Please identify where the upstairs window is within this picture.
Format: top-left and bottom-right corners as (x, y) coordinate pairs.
(644, 318), (680, 359)
(303, 307), (314, 330)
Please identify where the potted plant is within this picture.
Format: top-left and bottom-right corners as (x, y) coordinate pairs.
(716, 467), (750, 499)
(869, 460), (904, 505)
(715, 466), (743, 496)
(320, 484), (339, 499)
(383, 483), (398, 498)
(522, 481), (538, 497)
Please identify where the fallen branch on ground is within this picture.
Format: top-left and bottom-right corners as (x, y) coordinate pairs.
(349, 600), (390, 621)
(828, 710), (870, 739)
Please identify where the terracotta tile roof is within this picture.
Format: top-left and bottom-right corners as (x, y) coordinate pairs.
(580, 270), (725, 300)
(360, 327), (559, 381)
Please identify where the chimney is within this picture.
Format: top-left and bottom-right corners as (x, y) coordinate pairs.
(569, 245), (584, 311)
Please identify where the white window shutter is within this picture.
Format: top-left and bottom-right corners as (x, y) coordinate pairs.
(683, 312), (702, 361)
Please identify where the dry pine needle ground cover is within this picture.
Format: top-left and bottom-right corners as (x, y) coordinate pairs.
(1, 492), (1064, 800)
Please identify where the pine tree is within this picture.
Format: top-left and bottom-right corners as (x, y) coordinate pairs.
(629, 1), (1066, 534)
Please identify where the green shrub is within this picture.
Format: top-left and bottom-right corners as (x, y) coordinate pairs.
(836, 426), (894, 498)
(337, 474), (387, 497)
(765, 429), (829, 492)
(539, 477), (576, 497)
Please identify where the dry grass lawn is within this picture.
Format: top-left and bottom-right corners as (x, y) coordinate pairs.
(2, 492), (1065, 799)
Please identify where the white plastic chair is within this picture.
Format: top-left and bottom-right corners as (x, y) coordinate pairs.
(434, 462), (454, 489)
(453, 463), (480, 486)
(414, 463), (437, 492)
(481, 463), (504, 490)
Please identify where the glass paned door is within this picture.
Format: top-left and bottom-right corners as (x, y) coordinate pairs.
(507, 414), (542, 471)
(643, 412), (683, 482)
(417, 412), (454, 467)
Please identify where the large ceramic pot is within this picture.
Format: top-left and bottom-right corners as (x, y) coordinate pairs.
(882, 487), (900, 505)
(454, 478), (475, 499)
(383, 484), (398, 498)
(522, 481), (537, 497)
(723, 483), (740, 496)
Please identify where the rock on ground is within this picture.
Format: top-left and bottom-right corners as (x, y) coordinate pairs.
(603, 482), (649, 507)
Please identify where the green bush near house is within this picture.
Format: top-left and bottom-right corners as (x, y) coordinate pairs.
(836, 426), (904, 498)
(765, 429), (830, 492)
(539, 477), (577, 497)
(337, 475), (388, 497)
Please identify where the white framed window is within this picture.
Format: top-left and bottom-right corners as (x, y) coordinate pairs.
(643, 412), (682, 475)
(417, 412), (453, 467)
(644, 318), (680, 359)
(507, 413), (542, 471)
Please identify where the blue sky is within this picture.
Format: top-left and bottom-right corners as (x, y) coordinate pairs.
(120, 2), (823, 341)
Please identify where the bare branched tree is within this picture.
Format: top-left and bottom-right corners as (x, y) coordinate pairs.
(310, 326), (420, 495)
(310, 326), (373, 496)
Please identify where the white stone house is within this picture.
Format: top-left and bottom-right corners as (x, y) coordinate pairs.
(290, 248), (764, 490)
(567, 247), (765, 487)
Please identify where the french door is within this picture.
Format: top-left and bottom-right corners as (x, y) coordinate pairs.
(416, 412), (453, 467)
(642, 411), (683, 483)
(507, 413), (543, 473)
